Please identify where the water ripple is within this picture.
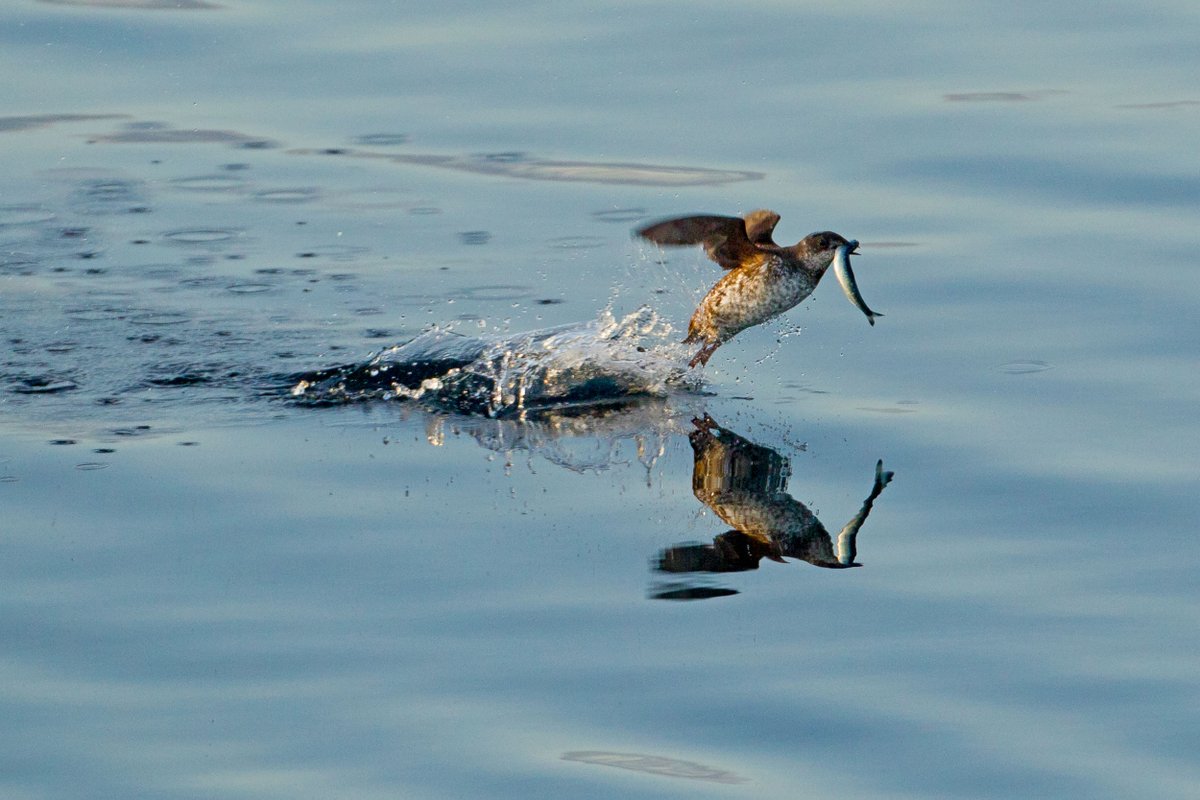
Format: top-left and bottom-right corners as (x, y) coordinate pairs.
(997, 360), (1052, 374)
(163, 228), (242, 245)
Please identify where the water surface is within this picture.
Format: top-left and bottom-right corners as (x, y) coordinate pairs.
(2, 1), (1198, 798)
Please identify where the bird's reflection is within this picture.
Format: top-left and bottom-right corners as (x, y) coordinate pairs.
(651, 415), (893, 600)
(407, 396), (893, 600)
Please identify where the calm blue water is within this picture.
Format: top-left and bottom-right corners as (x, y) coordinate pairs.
(3, 1), (1199, 798)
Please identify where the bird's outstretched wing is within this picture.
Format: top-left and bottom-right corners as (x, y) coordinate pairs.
(743, 209), (781, 246)
(636, 213), (769, 270)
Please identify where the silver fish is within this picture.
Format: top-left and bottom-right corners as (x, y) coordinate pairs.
(832, 240), (882, 326)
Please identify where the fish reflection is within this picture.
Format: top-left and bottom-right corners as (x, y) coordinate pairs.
(652, 415), (893, 600)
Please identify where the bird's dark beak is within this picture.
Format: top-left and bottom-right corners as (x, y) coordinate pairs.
(847, 239), (861, 255)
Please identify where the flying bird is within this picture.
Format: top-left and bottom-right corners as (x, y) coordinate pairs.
(636, 209), (879, 367)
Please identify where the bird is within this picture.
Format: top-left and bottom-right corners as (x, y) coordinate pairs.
(636, 209), (859, 368)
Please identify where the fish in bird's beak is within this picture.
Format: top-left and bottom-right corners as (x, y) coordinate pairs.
(832, 240), (883, 326)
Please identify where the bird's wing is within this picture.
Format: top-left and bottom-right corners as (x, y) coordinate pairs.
(635, 214), (762, 270)
(743, 209), (781, 246)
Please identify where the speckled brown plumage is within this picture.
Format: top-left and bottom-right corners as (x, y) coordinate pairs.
(636, 209), (853, 367)
(655, 415), (894, 573)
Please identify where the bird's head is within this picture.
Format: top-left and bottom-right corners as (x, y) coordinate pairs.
(794, 231), (857, 268)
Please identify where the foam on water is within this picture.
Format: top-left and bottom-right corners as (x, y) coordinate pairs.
(290, 306), (702, 417)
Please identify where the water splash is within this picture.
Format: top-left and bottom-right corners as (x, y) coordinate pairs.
(290, 306), (701, 417)
(753, 318), (806, 365)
